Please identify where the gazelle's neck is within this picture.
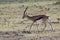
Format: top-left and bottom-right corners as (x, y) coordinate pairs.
(25, 15), (33, 20)
(26, 15), (31, 18)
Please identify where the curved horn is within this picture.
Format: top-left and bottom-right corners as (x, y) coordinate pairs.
(22, 6), (28, 19)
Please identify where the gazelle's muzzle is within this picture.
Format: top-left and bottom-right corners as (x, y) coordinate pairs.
(22, 15), (24, 19)
(22, 14), (25, 19)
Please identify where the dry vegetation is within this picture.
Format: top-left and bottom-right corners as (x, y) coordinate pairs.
(0, 1), (60, 40)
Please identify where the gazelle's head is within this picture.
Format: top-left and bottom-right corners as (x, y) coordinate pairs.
(22, 6), (28, 19)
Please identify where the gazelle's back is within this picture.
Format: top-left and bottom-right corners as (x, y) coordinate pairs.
(29, 15), (47, 21)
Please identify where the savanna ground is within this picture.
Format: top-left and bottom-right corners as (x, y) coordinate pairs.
(0, 1), (60, 40)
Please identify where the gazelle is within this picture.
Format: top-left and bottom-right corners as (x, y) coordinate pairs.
(22, 6), (53, 32)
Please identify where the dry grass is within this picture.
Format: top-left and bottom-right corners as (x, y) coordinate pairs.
(0, 1), (60, 40)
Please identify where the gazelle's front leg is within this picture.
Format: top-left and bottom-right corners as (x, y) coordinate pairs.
(42, 21), (47, 32)
(34, 21), (39, 32)
(29, 21), (35, 31)
(47, 19), (53, 31)
(23, 21), (35, 31)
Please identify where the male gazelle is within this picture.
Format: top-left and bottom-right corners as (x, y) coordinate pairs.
(22, 6), (53, 32)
